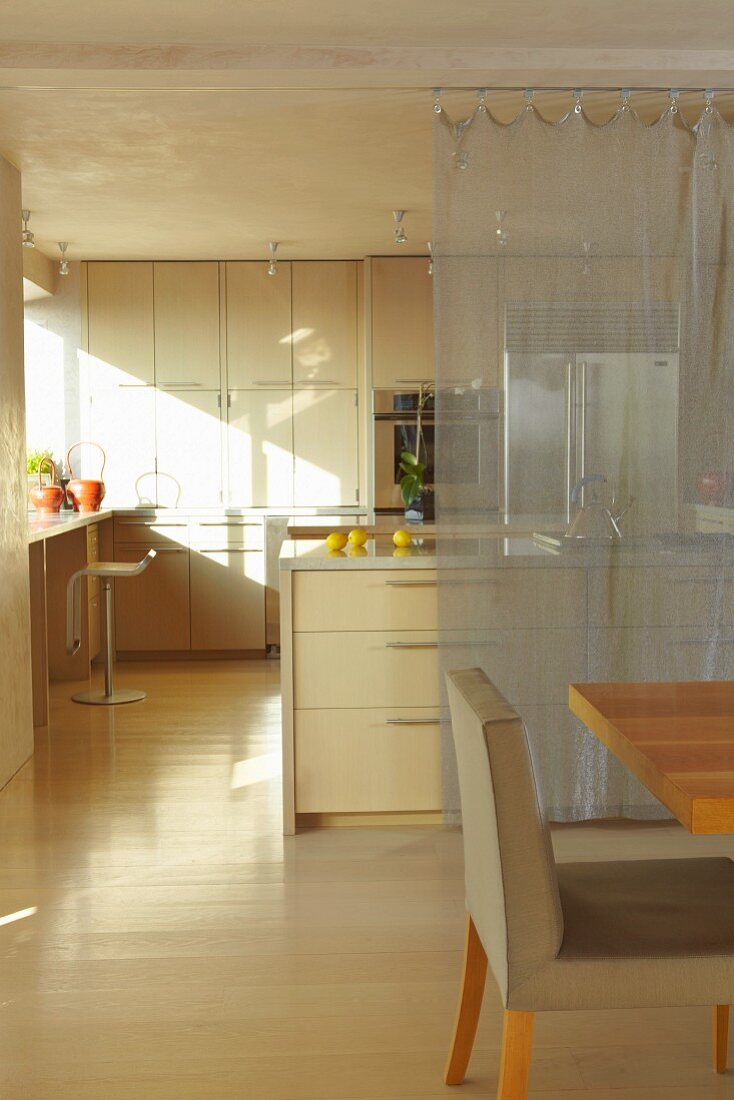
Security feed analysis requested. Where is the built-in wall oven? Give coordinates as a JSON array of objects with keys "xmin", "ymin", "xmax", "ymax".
[{"xmin": 373, "ymin": 387, "xmax": 502, "ymax": 517}]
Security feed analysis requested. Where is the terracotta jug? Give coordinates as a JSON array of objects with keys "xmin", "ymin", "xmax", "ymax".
[
  {"xmin": 66, "ymin": 441, "xmax": 106, "ymax": 513},
  {"xmin": 29, "ymin": 456, "xmax": 65, "ymax": 514}
]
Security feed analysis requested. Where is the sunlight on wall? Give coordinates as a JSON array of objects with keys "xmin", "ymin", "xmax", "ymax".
[{"xmin": 24, "ymin": 321, "xmax": 66, "ymax": 464}]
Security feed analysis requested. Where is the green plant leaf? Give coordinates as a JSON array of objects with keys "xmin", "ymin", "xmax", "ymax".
[
  {"xmin": 400, "ymin": 472, "xmax": 422, "ymax": 507},
  {"xmin": 400, "ymin": 450, "xmax": 419, "ymax": 466}
]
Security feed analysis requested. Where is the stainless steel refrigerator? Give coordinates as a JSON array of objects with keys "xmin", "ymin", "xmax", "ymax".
[{"xmin": 504, "ymin": 346, "xmax": 679, "ymax": 535}]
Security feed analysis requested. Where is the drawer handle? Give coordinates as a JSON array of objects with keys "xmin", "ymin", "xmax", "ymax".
[
  {"xmin": 386, "ymin": 718, "xmax": 442, "ymax": 726},
  {"xmin": 142, "ymin": 547, "xmax": 187, "ymax": 554},
  {"xmin": 384, "ymin": 579, "xmax": 437, "ymax": 587},
  {"xmin": 160, "ymin": 382, "xmax": 203, "ymax": 388},
  {"xmin": 295, "ymin": 379, "xmax": 339, "ymax": 385},
  {"xmin": 198, "ymin": 548, "xmax": 261, "ymax": 553},
  {"xmin": 253, "ymin": 380, "xmax": 291, "ymax": 385},
  {"xmin": 672, "ymin": 577, "xmax": 718, "ymax": 585},
  {"xmin": 117, "ymin": 521, "xmax": 187, "ymax": 527},
  {"xmin": 385, "ymin": 641, "xmax": 439, "ymax": 649},
  {"xmin": 197, "ymin": 522, "xmax": 260, "ymax": 527}
]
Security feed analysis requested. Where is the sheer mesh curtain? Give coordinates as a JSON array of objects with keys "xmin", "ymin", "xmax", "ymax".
[{"xmin": 433, "ymin": 91, "xmax": 734, "ymax": 822}]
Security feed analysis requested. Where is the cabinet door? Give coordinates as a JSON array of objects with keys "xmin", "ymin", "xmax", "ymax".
[
  {"xmin": 155, "ymin": 388, "xmax": 223, "ymax": 507},
  {"xmin": 226, "ymin": 261, "xmax": 292, "ymax": 388},
  {"xmin": 293, "ymin": 389, "xmax": 359, "ymax": 506},
  {"xmin": 88, "ymin": 381, "xmax": 157, "ymax": 506},
  {"xmin": 371, "ymin": 257, "xmax": 434, "ymax": 388},
  {"xmin": 291, "ymin": 261, "xmax": 357, "ymax": 387},
  {"xmin": 190, "ymin": 548, "xmax": 265, "ymax": 650},
  {"xmin": 227, "ymin": 389, "xmax": 294, "ymax": 507},
  {"xmin": 153, "ymin": 262, "xmax": 221, "ymax": 387},
  {"xmin": 114, "ymin": 544, "xmax": 190, "ymax": 651},
  {"xmin": 87, "ymin": 262, "xmax": 155, "ymax": 384}
]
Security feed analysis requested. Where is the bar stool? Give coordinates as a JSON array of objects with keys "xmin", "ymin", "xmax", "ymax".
[{"xmin": 66, "ymin": 549, "xmax": 157, "ymax": 706}]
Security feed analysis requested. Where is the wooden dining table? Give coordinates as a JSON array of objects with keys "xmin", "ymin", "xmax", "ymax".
[{"xmin": 569, "ymin": 681, "xmax": 734, "ymax": 834}]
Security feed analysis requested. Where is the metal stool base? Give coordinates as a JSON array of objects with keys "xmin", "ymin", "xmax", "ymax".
[{"xmin": 72, "ymin": 688, "xmax": 147, "ymax": 706}]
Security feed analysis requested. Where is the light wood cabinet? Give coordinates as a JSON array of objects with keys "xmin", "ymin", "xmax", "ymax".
[
  {"xmin": 155, "ymin": 388, "xmax": 223, "ymax": 507},
  {"xmin": 190, "ymin": 548, "xmax": 266, "ymax": 650},
  {"xmin": 225, "ymin": 261, "xmax": 293, "ymax": 388},
  {"xmin": 292, "ymin": 388, "xmax": 359, "ymax": 506},
  {"xmin": 371, "ymin": 257, "xmax": 434, "ymax": 388},
  {"xmin": 295, "ymin": 709, "xmax": 442, "ymax": 813},
  {"xmin": 291, "ymin": 261, "xmax": 357, "ymax": 387},
  {"xmin": 86, "ymin": 524, "xmax": 101, "ymax": 661},
  {"xmin": 153, "ymin": 262, "xmax": 221, "ymax": 388},
  {"xmin": 89, "ymin": 381, "xmax": 157, "ymax": 507},
  {"xmin": 293, "ymin": 569, "xmax": 437, "ymax": 632},
  {"xmin": 86, "ymin": 262, "xmax": 155, "ymax": 384},
  {"xmin": 114, "ymin": 544, "xmax": 190, "ymax": 651},
  {"xmin": 227, "ymin": 389, "xmax": 294, "ymax": 507}
]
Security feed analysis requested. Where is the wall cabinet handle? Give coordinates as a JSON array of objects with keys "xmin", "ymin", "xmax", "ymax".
[
  {"xmin": 385, "ymin": 641, "xmax": 439, "ymax": 649},
  {"xmin": 160, "ymin": 382, "xmax": 203, "ymax": 388},
  {"xmin": 119, "ymin": 383, "xmax": 155, "ymax": 388},
  {"xmin": 197, "ymin": 521, "xmax": 260, "ymax": 527},
  {"xmin": 295, "ymin": 379, "xmax": 339, "ymax": 385},
  {"xmin": 384, "ymin": 579, "xmax": 437, "ymax": 587},
  {"xmin": 198, "ymin": 548, "xmax": 261, "ymax": 553},
  {"xmin": 386, "ymin": 717, "xmax": 442, "ymax": 726},
  {"xmin": 253, "ymin": 380, "xmax": 291, "ymax": 386}
]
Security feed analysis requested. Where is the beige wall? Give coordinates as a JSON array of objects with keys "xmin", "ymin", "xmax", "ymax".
[{"xmin": 0, "ymin": 155, "xmax": 33, "ymax": 787}]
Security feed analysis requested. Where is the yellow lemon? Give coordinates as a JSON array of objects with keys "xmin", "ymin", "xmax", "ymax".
[
  {"xmin": 326, "ymin": 548, "xmax": 347, "ymax": 558},
  {"xmin": 325, "ymin": 532, "xmax": 348, "ymax": 551},
  {"xmin": 392, "ymin": 528, "xmax": 412, "ymax": 548},
  {"xmin": 347, "ymin": 528, "xmax": 368, "ymax": 547},
  {"xmin": 393, "ymin": 546, "xmax": 414, "ymax": 557},
  {"xmin": 348, "ymin": 545, "xmax": 368, "ymax": 558}
]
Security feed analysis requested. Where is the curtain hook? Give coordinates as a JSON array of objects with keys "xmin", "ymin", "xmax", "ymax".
[
  {"xmin": 704, "ymin": 88, "xmax": 715, "ymax": 113},
  {"xmin": 573, "ymin": 88, "xmax": 583, "ymax": 114},
  {"xmin": 620, "ymin": 88, "xmax": 631, "ymax": 111},
  {"xmin": 433, "ymin": 87, "xmax": 442, "ymax": 114},
  {"xmin": 524, "ymin": 88, "xmax": 535, "ymax": 111},
  {"xmin": 477, "ymin": 88, "xmax": 487, "ymax": 113},
  {"xmin": 669, "ymin": 88, "xmax": 679, "ymax": 114}
]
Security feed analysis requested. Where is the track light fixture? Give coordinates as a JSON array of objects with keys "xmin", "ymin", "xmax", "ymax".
[
  {"xmin": 58, "ymin": 242, "xmax": 69, "ymax": 276},
  {"xmin": 427, "ymin": 242, "xmax": 434, "ymax": 275},
  {"xmin": 267, "ymin": 241, "xmax": 278, "ymax": 276},
  {"xmin": 392, "ymin": 210, "xmax": 407, "ymax": 245},
  {"xmin": 21, "ymin": 209, "xmax": 35, "ymax": 249}
]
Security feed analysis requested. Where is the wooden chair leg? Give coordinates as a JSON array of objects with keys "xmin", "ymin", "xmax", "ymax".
[
  {"xmin": 444, "ymin": 915, "xmax": 488, "ymax": 1085},
  {"xmin": 497, "ymin": 1010, "xmax": 534, "ymax": 1100},
  {"xmin": 713, "ymin": 1004, "xmax": 729, "ymax": 1074}
]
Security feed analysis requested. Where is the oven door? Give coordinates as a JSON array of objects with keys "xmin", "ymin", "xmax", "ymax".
[{"xmin": 374, "ymin": 417, "xmax": 435, "ymax": 513}]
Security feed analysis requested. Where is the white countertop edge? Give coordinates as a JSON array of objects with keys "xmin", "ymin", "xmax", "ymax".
[{"xmin": 27, "ymin": 509, "xmax": 115, "ymax": 545}]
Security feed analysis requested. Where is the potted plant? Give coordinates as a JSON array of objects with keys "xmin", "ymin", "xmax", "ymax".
[{"xmin": 398, "ymin": 382, "xmax": 435, "ymax": 522}]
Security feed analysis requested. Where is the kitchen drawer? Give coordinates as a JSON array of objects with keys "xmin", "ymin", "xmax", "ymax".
[
  {"xmin": 189, "ymin": 519, "xmax": 263, "ymax": 550},
  {"xmin": 440, "ymin": 567, "xmax": 586, "ymax": 630},
  {"xmin": 294, "ymin": 708, "xmax": 442, "ymax": 812},
  {"xmin": 293, "ymin": 570, "xmax": 437, "ymax": 632},
  {"xmin": 588, "ymin": 627, "xmax": 724, "ymax": 682},
  {"xmin": 442, "ymin": 628, "xmax": 587, "ymax": 705},
  {"xmin": 588, "ymin": 567, "xmax": 734, "ymax": 627},
  {"xmin": 113, "ymin": 517, "xmax": 189, "ymax": 546},
  {"xmin": 294, "ymin": 631, "xmax": 440, "ymax": 709}
]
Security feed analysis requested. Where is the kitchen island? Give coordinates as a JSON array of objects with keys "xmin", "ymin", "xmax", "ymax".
[{"xmin": 280, "ymin": 531, "xmax": 733, "ymax": 832}]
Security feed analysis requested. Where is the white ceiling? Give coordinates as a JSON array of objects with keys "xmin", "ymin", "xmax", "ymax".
[{"xmin": 1, "ymin": 1, "xmax": 732, "ymax": 260}]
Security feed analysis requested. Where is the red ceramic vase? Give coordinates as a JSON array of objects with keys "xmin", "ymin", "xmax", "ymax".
[{"xmin": 696, "ymin": 470, "xmax": 725, "ymax": 505}]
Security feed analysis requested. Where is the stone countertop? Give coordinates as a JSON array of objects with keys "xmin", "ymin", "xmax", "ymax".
[
  {"xmin": 27, "ymin": 509, "xmax": 115, "ymax": 545},
  {"xmin": 279, "ymin": 531, "xmax": 734, "ymax": 571}
]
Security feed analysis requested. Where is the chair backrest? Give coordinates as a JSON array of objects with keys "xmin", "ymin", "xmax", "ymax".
[{"xmin": 446, "ymin": 668, "xmax": 563, "ymax": 1003}]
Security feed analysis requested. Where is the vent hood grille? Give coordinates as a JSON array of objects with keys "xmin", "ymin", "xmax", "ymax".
[{"xmin": 505, "ymin": 302, "xmax": 680, "ymax": 353}]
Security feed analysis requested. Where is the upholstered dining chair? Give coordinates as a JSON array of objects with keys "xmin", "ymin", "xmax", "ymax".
[{"xmin": 444, "ymin": 668, "xmax": 734, "ymax": 1099}]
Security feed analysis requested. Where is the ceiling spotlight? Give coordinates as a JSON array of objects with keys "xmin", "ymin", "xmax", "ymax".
[
  {"xmin": 58, "ymin": 242, "xmax": 69, "ymax": 276},
  {"xmin": 267, "ymin": 241, "xmax": 278, "ymax": 276},
  {"xmin": 393, "ymin": 210, "xmax": 407, "ymax": 245},
  {"xmin": 21, "ymin": 209, "xmax": 35, "ymax": 249},
  {"xmin": 495, "ymin": 209, "xmax": 508, "ymax": 246},
  {"xmin": 427, "ymin": 241, "xmax": 434, "ymax": 276}
]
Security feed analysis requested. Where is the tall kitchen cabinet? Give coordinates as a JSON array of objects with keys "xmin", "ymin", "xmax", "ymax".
[
  {"xmin": 85, "ymin": 261, "xmax": 223, "ymax": 507},
  {"xmin": 224, "ymin": 260, "xmax": 359, "ymax": 507},
  {"xmin": 371, "ymin": 257, "xmax": 434, "ymax": 388},
  {"xmin": 153, "ymin": 262, "xmax": 222, "ymax": 507},
  {"xmin": 292, "ymin": 261, "xmax": 359, "ymax": 506},
  {"xmin": 86, "ymin": 262, "xmax": 157, "ymax": 505}
]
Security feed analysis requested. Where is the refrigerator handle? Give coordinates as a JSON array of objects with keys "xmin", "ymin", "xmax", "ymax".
[{"xmin": 565, "ymin": 361, "xmax": 576, "ymax": 524}]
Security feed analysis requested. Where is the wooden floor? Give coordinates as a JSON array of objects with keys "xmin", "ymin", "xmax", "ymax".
[{"xmin": 0, "ymin": 661, "xmax": 733, "ymax": 1099}]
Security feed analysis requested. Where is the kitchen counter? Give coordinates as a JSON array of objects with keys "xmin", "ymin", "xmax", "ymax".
[
  {"xmin": 279, "ymin": 531, "xmax": 734, "ymax": 571},
  {"xmin": 27, "ymin": 509, "xmax": 114, "ymax": 545}
]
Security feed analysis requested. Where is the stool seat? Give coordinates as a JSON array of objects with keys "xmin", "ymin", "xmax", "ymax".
[{"xmin": 66, "ymin": 548, "xmax": 156, "ymax": 705}]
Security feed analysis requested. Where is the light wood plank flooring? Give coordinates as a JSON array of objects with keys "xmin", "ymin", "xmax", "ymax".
[{"xmin": 0, "ymin": 660, "xmax": 732, "ymax": 1098}]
